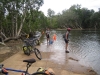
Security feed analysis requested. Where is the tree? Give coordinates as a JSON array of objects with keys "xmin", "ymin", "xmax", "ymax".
[
  {"xmin": 47, "ymin": 8, "xmax": 56, "ymax": 28},
  {"xmin": 90, "ymin": 11, "xmax": 100, "ymax": 29},
  {"xmin": 0, "ymin": 0, "xmax": 44, "ymax": 42}
]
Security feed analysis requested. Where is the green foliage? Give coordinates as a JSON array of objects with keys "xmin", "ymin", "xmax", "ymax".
[
  {"xmin": 47, "ymin": 8, "xmax": 55, "ymax": 17},
  {"xmin": 0, "ymin": 0, "xmax": 44, "ymax": 37},
  {"xmin": 46, "ymin": 4, "xmax": 100, "ymax": 29},
  {"xmin": 0, "ymin": 1, "xmax": 100, "ymax": 40}
]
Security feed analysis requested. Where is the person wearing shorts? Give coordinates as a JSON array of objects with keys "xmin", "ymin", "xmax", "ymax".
[
  {"xmin": 64, "ymin": 28, "xmax": 71, "ymax": 53},
  {"xmin": 45, "ymin": 28, "xmax": 50, "ymax": 43},
  {"xmin": 64, "ymin": 39, "xmax": 69, "ymax": 43}
]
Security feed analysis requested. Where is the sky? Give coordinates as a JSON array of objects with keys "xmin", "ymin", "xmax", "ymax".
[{"xmin": 39, "ymin": 0, "xmax": 100, "ymax": 16}]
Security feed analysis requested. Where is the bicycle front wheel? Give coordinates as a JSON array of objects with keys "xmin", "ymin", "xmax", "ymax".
[
  {"xmin": 32, "ymin": 72, "xmax": 48, "ymax": 75},
  {"xmin": 36, "ymin": 40, "xmax": 40, "ymax": 45},
  {"xmin": 34, "ymin": 48, "xmax": 42, "ymax": 60}
]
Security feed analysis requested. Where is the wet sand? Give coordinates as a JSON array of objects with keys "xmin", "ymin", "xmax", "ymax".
[{"xmin": 1, "ymin": 44, "xmax": 97, "ymax": 75}]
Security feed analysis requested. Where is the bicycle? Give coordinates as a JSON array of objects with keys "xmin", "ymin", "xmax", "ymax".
[
  {"xmin": 22, "ymin": 38, "xmax": 42, "ymax": 60},
  {"xmin": 0, "ymin": 58, "xmax": 48, "ymax": 75}
]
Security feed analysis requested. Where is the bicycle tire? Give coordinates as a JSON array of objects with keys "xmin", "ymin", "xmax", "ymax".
[
  {"xmin": 34, "ymin": 48, "xmax": 42, "ymax": 60},
  {"xmin": 32, "ymin": 72, "xmax": 48, "ymax": 75},
  {"xmin": 34, "ymin": 39, "xmax": 40, "ymax": 45},
  {"xmin": 37, "ymin": 40, "xmax": 40, "ymax": 45},
  {"xmin": 23, "ymin": 46, "xmax": 31, "ymax": 56},
  {"xmin": 34, "ymin": 40, "xmax": 37, "ymax": 46}
]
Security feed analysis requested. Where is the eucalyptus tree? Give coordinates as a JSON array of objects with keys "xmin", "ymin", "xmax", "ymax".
[
  {"xmin": 17, "ymin": 0, "xmax": 44, "ymax": 36},
  {"xmin": 47, "ymin": 8, "xmax": 56, "ymax": 28},
  {"xmin": 90, "ymin": 11, "xmax": 100, "ymax": 29},
  {"xmin": 70, "ymin": 4, "xmax": 83, "ymax": 29},
  {"xmin": 56, "ymin": 4, "xmax": 95, "ymax": 29},
  {"xmin": 0, "ymin": 0, "xmax": 21, "ymax": 38},
  {"xmin": 56, "ymin": 5, "xmax": 81, "ymax": 29},
  {"xmin": 56, "ymin": 13, "xmax": 63, "ymax": 28},
  {"xmin": 47, "ymin": 8, "xmax": 55, "ymax": 17},
  {"xmin": 35, "ymin": 11, "xmax": 48, "ymax": 30},
  {"xmin": 0, "ymin": 1, "xmax": 5, "ymax": 31},
  {"xmin": 0, "ymin": 0, "xmax": 44, "ymax": 42}
]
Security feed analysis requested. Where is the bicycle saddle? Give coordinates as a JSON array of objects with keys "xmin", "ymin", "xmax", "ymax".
[{"xmin": 23, "ymin": 58, "xmax": 36, "ymax": 63}]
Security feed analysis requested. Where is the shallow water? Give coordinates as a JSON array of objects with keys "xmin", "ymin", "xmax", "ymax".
[{"xmin": 40, "ymin": 30, "xmax": 100, "ymax": 75}]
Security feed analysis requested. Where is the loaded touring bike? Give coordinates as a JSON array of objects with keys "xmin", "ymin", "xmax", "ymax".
[
  {"xmin": 22, "ymin": 38, "xmax": 42, "ymax": 60},
  {"xmin": 0, "ymin": 58, "xmax": 49, "ymax": 75}
]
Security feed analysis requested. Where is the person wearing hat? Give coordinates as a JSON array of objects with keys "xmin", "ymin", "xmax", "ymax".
[{"xmin": 64, "ymin": 28, "xmax": 71, "ymax": 53}]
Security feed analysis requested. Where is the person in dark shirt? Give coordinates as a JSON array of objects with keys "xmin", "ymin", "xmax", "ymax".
[
  {"xmin": 64, "ymin": 28, "xmax": 71, "ymax": 53},
  {"xmin": 45, "ymin": 28, "xmax": 50, "ymax": 43}
]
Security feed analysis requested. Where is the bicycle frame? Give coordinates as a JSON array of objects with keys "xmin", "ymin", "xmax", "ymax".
[
  {"xmin": 25, "ymin": 38, "xmax": 37, "ymax": 45},
  {"xmin": 23, "ymin": 39, "xmax": 36, "ymax": 51},
  {"xmin": 1, "ymin": 59, "xmax": 36, "ymax": 75},
  {"xmin": 3, "ymin": 68, "xmax": 48, "ymax": 75},
  {"xmin": 23, "ymin": 39, "xmax": 42, "ymax": 60},
  {"xmin": 5, "ymin": 68, "xmax": 30, "ymax": 75}
]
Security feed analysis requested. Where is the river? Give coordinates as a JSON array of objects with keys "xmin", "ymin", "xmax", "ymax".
[{"xmin": 40, "ymin": 29, "xmax": 100, "ymax": 75}]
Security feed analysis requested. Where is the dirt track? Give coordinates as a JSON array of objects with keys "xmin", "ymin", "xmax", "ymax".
[{"xmin": 0, "ymin": 41, "xmax": 97, "ymax": 75}]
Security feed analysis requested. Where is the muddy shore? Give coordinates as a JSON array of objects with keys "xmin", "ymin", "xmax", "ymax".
[{"xmin": 0, "ymin": 40, "xmax": 97, "ymax": 75}]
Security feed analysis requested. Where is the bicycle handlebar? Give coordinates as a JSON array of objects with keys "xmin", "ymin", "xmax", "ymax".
[
  {"xmin": 24, "ymin": 39, "xmax": 35, "ymax": 46},
  {"xmin": 24, "ymin": 38, "xmax": 37, "ymax": 42}
]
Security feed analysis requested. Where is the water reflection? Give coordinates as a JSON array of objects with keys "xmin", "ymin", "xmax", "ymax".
[
  {"xmin": 40, "ymin": 31, "xmax": 67, "ymax": 64},
  {"xmin": 40, "ymin": 30, "xmax": 100, "ymax": 75}
]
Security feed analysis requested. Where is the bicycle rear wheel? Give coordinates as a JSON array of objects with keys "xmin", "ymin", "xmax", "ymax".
[
  {"xmin": 36, "ymin": 40, "xmax": 40, "ymax": 45},
  {"xmin": 23, "ymin": 46, "xmax": 31, "ymax": 56},
  {"xmin": 34, "ymin": 48, "xmax": 42, "ymax": 60}
]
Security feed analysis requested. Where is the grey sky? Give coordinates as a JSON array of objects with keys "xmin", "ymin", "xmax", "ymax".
[{"xmin": 39, "ymin": 0, "xmax": 100, "ymax": 16}]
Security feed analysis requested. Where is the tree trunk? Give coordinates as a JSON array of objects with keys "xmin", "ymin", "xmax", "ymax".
[
  {"xmin": 12, "ymin": 16, "xmax": 14, "ymax": 37},
  {"xmin": 95, "ymin": 22, "xmax": 97, "ymax": 30},
  {"xmin": 17, "ymin": 13, "xmax": 26, "ymax": 36},
  {"xmin": 0, "ymin": 32, "xmax": 7, "ymax": 39},
  {"xmin": 17, "ymin": 1, "xmax": 30, "ymax": 36},
  {"xmin": 15, "ymin": 14, "xmax": 18, "ymax": 36}
]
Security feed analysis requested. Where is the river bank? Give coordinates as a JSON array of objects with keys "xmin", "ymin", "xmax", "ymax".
[{"xmin": 0, "ymin": 40, "xmax": 97, "ymax": 75}]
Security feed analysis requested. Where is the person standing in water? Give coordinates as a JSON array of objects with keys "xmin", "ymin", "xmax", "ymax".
[
  {"xmin": 45, "ymin": 28, "xmax": 50, "ymax": 43},
  {"xmin": 53, "ymin": 34, "xmax": 57, "ymax": 41},
  {"xmin": 64, "ymin": 28, "xmax": 71, "ymax": 53}
]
